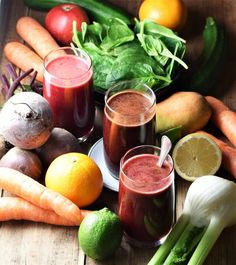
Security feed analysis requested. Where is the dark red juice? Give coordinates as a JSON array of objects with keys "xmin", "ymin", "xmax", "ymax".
[
  {"xmin": 118, "ymin": 154, "xmax": 175, "ymax": 247},
  {"xmin": 43, "ymin": 54, "xmax": 94, "ymax": 139},
  {"xmin": 103, "ymin": 90, "xmax": 156, "ymax": 176}
]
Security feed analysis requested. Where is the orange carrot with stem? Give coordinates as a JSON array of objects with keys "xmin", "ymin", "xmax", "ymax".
[
  {"xmin": 16, "ymin": 16, "xmax": 60, "ymax": 59},
  {"xmin": 0, "ymin": 197, "xmax": 79, "ymax": 226},
  {"xmin": 4, "ymin": 42, "xmax": 43, "ymax": 82},
  {"xmin": 205, "ymin": 96, "xmax": 236, "ymax": 147},
  {"xmin": 198, "ymin": 130, "xmax": 236, "ymax": 179},
  {"xmin": 0, "ymin": 167, "xmax": 89, "ymax": 224}
]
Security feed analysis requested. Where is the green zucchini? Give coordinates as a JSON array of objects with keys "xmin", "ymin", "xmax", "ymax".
[
  {"xmin": 24, "ymin": 0, "xmax": 132, "ymax": 25},
  {"xmin": 183, "ymin": 17, "xmax": 226, "ymax": 95}
]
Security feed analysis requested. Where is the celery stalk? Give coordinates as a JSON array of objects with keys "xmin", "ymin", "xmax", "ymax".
[
  {"xmin": 163, "ymin": 224, "xmax": 205, "ymax": 265},
  {"xmin": 148, "ymin": 214, "xmax": 190, "ymax": 265},
  {"xmin": 188, "ymin": 218, "xmax": 224, "ymax": 265}
]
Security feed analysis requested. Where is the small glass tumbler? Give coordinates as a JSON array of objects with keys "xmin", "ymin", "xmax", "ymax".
[
  {"xmin": 118, "ymin": 145, "xmax": 175, "ymax": 248},
  {"xmin": 103, "ymin": 80, "xmax": 156, "ymax": 178},
  {"xmin": 43, "ymin": 47, "xmax": 95, "ymax": 142}
]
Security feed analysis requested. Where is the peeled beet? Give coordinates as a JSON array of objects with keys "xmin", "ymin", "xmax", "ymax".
[
  {"xmin": 0, "ymin": 147, "xmax": 42, "ymax": 180},
  {"xmin": 0, "ymin": 92, "xmax": 53, "ymax": 149},
  {"xmin": 36, "ymin": 127, "xmax": 81, "ymax": 166}
]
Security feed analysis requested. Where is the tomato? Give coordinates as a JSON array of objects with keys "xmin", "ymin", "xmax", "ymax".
[
  {"xmin": 45, "ymin": 4, "xmax": 89, "ymax": 45},
  {"xmin": 138, "ymin": 0, "xmax": 188, "ymax": 31}
]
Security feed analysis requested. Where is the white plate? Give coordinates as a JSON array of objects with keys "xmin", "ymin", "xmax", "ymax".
[{"xmin": 88, "ymin": 138, "xmax": 119, "ymax": 192}]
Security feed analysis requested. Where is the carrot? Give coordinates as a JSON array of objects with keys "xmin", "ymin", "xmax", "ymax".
[
  {"xmin": 0, "ymin": 167, "xmax": 84, "ymax": 224},
  {"xmin": 205, "ymin": 96, "xmax": 229, "ymax": 113},
  {"xmin": 0, "ymin": 197, "xmax": 79, "ymax": 226},
  {"xmin": 4, "ymin": 41, "xmax": 43, "ymax": 82},
  {"xmin": 198, "ymin": 130, "xmax": 236, "ymax": 179},
  {"xmin": 205, "ymin": 96, "xmax": 236, "ymax": 147},
  {"xmin": 16, "ymin": 16, "xmax": 59, "ymax": 59}
]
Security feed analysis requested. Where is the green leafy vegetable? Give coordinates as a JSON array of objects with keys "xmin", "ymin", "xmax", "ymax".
[{"xmin": 73, "ymin": 18, "xmax": 187, "ymax": 93}]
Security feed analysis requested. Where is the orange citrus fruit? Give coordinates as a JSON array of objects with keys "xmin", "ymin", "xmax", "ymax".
[
  {"xmin": 138, "ymin": 0, "xmax": 188, "ymax": 31},
  {"xmin": 45, "ymin": 152, "xmax": 103, "ymax": 207}
]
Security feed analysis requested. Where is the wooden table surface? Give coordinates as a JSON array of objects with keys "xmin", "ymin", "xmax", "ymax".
[{"xmin": 0, "ymin": 0, "xmax": 236, "ymax": 264}]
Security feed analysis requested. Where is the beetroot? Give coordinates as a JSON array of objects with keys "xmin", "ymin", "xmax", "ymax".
[
  {"xmin": 36, "ymin": 127, "xmax": 81, "ymax": 166},
  {"xmin": 0, "ymin": 147, "xmax": 42, "ymax": 180},
  {"xmin": 0, "ymin": 92, "xmax": 53, "ymax": 149},
  {"xmin": 0, "ymin": 134, "xmax": 12, "ymax": 159}
]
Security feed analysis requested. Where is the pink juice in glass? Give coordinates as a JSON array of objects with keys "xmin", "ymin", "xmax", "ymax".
[
  {"xmin": 118, "ymin": 151, "xmax": 175, "ymax": 248},
  {"xmin": 43, "ymin": 49, "xmax": 94, "ymax": 141}
]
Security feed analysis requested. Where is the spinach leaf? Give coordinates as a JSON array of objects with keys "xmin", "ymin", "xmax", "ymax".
[
  {"xmin": 88, "ymin": 50, "xmax": 115, "ymax": 90},
  {"xmin": 134, "ymin": 18, "xmax": 186, "ymax": 43},
  {"xmin": 105, "ymin": 51, "xmax": 170, "ymax": 89},
  {"xmin": 100, "ymin": 18, "xmax": 134, "ymax": 51},
  {"xmin": 136, "ymin": 19, "xmax": 188, "ymax": 70},
  {"xmin": 73, "ymin": 21, "xmax": 105, "ymax": 48},
  {"xmin": 72, "ymin": 18, "xmax": 187, "ymax": 94}
]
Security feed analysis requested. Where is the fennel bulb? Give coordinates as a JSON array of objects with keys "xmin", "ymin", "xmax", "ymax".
[{"xmin": 148, "ymin": 175, "xmax": 236, "ymax": 265}]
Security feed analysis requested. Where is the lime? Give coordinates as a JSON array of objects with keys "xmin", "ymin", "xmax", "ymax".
[
  {"xmin": 172, "ymin": 133, "xmax": 222, "ymax": 181},
  {"xmin": 78, "ymin": 208, "xmax": 123, "ymax": 260}
]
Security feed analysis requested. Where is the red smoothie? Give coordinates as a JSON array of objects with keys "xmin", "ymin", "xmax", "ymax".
[
  {"xmin": 118, "ymin": 153, "xmax": 175, "ymax": 247},
  {"xmin": 43, "ymin": 54, "xmax": 94, "ymax": 139},
  {"xmin": 103, "ymin": 90, "xmax": 156, "ymax": 177}
]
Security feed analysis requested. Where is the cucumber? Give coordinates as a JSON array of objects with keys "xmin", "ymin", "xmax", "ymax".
[
  {"xmin": 24, "ymin": 0, "xmax": 132, "ymax": 25},
  {"xmin": 183, "ymin": 17, "xmax": 226, "ymax": 95}
]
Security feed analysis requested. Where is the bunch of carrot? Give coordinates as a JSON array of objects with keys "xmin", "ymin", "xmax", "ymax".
[
  {"xmin": 4, "ymin": 16, "xmax": 60, "ymax": 82},
  {"xmin": 199, "ymin": 96, "xmax": 236, "ymax": 180},
  {"xmin": 0, "ymin": 167, "xmax": 91, "ymax": 226}
]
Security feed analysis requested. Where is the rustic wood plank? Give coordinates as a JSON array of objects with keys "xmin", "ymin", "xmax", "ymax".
[
  {"xmin": 0, "ymin": 222, "xmax": 82, "ymax": 265},
  {"xmin": 0, "ymin": 0, "xmax": 27, "ymax": 71}
]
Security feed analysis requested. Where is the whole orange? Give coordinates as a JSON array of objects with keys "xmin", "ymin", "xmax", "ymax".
[
  {"xmin": 45, "ymin": 153, "xmax": 103, "ymax": 207},
  {"xmin": 138, "ymin": 0, "xmax": 188, "ymax": 31}
]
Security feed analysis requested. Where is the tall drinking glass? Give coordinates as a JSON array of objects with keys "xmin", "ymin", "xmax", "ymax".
[
  {"xmin": 118, "ymin": 145, "xmax": 175, "ymax": 248},
  {"xmin": 43, "ymin": 47, "xmax": 95, "ymax": 142},
  {"xmin": 103, "ymin": 80, "xmax": 156, "ymax": 178}
]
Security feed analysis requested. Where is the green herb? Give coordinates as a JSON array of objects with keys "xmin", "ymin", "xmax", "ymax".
[{"xmin": 73, "ymin": 18, "xmax": 187, "ymax": 93}]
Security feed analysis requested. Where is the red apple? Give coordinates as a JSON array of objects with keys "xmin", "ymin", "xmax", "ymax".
[{"xmin": 45, "ymin": 4, "xmax": 89, "ymax": 45}]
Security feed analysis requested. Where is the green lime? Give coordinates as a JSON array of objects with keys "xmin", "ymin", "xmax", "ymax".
[{"xmin": 78, "ymin": 208, "xmax": 123, "ymax": 260}]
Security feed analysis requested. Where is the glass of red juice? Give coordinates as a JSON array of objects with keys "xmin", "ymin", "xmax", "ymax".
[
  {"xmin": 43, "ymin": 47, "xmax": 95, "ymax": 142},
  {"xmin": 118, "ymin": 145, "xmax": 175, "ymax": 248},
  {"xmin": 103, "ymin": 80, "xmax": 156, "ymax": 178}
]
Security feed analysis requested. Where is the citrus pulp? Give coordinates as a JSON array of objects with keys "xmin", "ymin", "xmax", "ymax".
[{"xmin": 172, "ymin": 133, "xmax": 222, "ymax": 181}]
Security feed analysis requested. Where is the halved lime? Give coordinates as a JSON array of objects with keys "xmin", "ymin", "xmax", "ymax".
[{"xmin": 172, "ymin": 133, "xmax": 222, "ymax": 181}]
